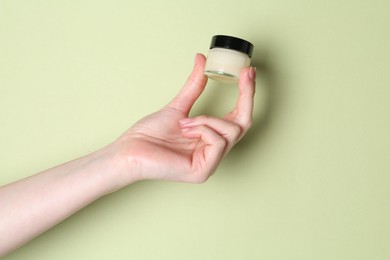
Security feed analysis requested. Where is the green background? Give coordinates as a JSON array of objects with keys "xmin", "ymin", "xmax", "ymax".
[{"xmin": 1, "ymin": 0, "xmax": 389, "ymax": 259}]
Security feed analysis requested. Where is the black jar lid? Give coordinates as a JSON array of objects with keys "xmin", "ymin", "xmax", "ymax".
[{"xmin": 209, "ymin": 35, "xmax": 254, "ymax": 58}]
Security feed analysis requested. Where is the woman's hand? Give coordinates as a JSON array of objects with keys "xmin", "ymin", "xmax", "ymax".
[
  {"xmin": 0, "ymin": 53, "xmax": 255, "ymax": 256},
  {"xmin": 115, "ymin": 53, "xmax": 256, "ymax": 184}
]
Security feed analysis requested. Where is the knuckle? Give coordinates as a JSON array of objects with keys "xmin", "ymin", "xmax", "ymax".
[
  {"xmin": 193, "ymin": 174, "xmax": 209, "ymax": 184},
  {"xmin": 231, "ymin": 124, "xmax": 243, "ymax": 142},
  {"xmin": 232, "ymin": 124, "xmax": 243, "ymax": 136},
  {"xmin": 242, "ymin": 117, "xmax": 253, "ymax": 130},
  {"xmin": 216, "ymin": 136, "xmax": 227, "ymax": 147}
]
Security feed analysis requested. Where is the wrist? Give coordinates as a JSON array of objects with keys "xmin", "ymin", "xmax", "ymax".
[{"xmin": 95, "ymin": 142, "xmax": 141, "ymax": 194}]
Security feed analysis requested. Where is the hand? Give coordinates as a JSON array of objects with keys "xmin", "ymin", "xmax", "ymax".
[
  {"xmin": 115, "ymin": 54, "xmax": 256, "ymax": 184},
  {"xmin": 0, "ymin": 54, "xmax": 255, "ymax": 256}
]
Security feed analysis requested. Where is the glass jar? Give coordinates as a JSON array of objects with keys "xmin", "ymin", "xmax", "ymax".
[{"xmin": 204, "ymin": 35, "xmax": 254, "ymax": 84}]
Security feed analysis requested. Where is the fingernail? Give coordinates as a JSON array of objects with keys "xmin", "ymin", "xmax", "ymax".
[
  {"xmin": 194, "ymin": 53, "xmax": 201, "ymax": 64},
  {"xmin": 181, "ymin": 127, "xmax": 191, "ymax": 132},
  {"xmin": 179, "ymin": 118, "xmax": 192, "ymax": 126},
  {"xmin": 248, "ymin": 67, "xmax": 256, "ymax": 81}
]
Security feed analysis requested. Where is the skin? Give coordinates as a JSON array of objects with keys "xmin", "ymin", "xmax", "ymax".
[{"xmin": 0, "ymin": 54, "xmax": 256, "ymax": 256}]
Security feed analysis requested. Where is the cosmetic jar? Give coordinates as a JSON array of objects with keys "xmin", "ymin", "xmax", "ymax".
[{"xmin": 204, "ymin": 35, "xmax": 254, "ymax": 84}]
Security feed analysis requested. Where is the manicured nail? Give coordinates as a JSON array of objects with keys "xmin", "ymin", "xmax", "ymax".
[
  {"xmin": 194, "ymin": 53, "xmax": 201, "ymax": 64},
  {"xmin": 181, "ymin": 127, "xmax": 191, "ymax": 133},
  {"xmin": 248, "ymin": 67, "xmax": 256, "ymax": 81},
  {"xmin": 179, "ymin": 118, "xmax": 192, "ymax": 126}
]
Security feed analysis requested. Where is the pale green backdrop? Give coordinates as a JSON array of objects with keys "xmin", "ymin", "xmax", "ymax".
[{"xmin": 1, "ymin": 0, "xmax": 389, "ymax": 259}]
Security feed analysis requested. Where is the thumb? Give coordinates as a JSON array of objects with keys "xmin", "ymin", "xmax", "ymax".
[{"xmin": 166, "ymin": 53, "xmax": 208, "ymax": 115}]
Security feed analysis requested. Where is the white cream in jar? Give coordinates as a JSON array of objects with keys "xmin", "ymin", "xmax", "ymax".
[{"xmin": 204, "ymin": 35, "xmax": 254, "ymax": 84}]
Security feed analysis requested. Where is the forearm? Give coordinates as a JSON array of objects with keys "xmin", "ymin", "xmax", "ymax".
[
  {"xmin": 0, "ymin": 54, "xmax": 255, "ymax": 256},
  {"xmin": 0, "ymin": 144, "xmax": 131, "ymax": 256}
]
